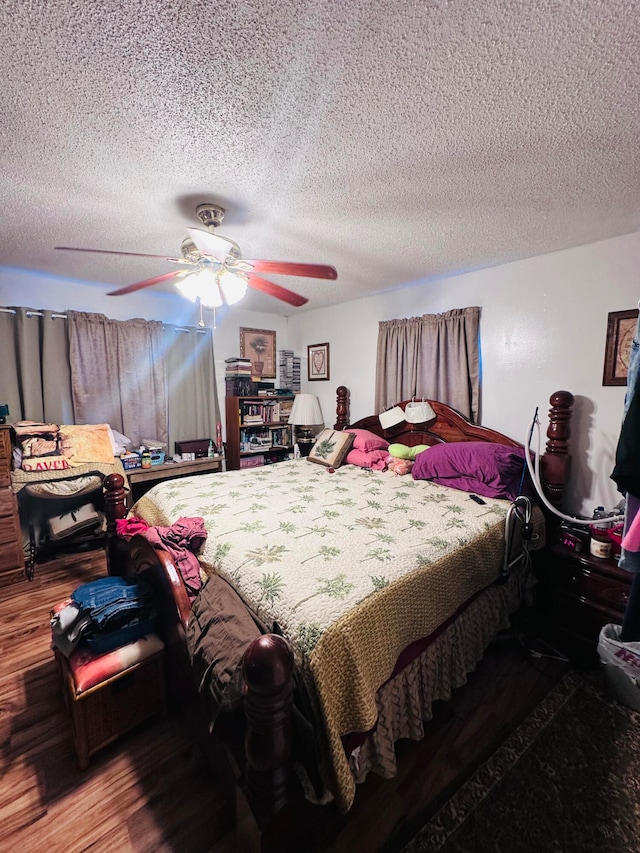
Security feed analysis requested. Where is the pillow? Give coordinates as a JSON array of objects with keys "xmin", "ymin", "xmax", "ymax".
[
  {"xmin": 411, "ymin": 441, "xmax": 527, "ymax": 501},
  {"xmin": 345, "ymin": 447, "xmax": 389, "ymax": 470},
  {"xmin": 59, "ymin": 424, "xmax": 116, "ymax": 466},
  {"xmin": 344, "ymin": 428, "xmax": 389, "ymax": 453},
  {"xmin": 307, "ymin": 429, "xmax": 355, "ymax": 468}
]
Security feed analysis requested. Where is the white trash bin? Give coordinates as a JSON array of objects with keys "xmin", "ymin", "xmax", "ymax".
[{"xmin": 597, "ymin": 623, "xmax": 640, "ymax": 712}]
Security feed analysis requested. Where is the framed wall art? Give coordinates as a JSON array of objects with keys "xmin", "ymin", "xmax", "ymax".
[
  {"xmin": 308, "ymin": 342, "xmax": 330, "ymax": 381},
  {"xmin": 603, "ymin": 309, "xmax": 639, "ymax": 386},
  {"xmin": 240, "ymin": 328, "xmax": 276, "ymax": 379}
]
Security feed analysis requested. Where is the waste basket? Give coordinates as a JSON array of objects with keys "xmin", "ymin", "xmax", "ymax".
[{"xmin": 597, "ymin": 623, "xmax": 640, "ymax": 712}]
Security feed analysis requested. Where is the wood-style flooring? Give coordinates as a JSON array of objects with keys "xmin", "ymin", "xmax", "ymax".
[{"xmin": 0, "ymin": 549, "xmax": 569, "ymax": 853}]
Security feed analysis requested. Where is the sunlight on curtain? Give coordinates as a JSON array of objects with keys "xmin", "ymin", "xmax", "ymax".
[
  {"xmin": 0, "ymin": 307, "xmax": 73, "ymax": 423},
  {"xmin": 162, "ymin": 324, "xmax": 221, "ymax": 455},
  {"xmin": 67, "ymin": 312, "xmax": 167, "ymax": 449},
  {"xmin": 375, "ymin": 307, "xmax": 480, "ymax": 422}
]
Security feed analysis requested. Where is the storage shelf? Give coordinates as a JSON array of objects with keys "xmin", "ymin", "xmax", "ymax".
[{"xmin": 226, "ymin": 395, "xmax": 294, "ymax": 471}]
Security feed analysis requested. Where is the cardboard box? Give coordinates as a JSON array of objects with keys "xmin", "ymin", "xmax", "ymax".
[{"xmin": 174, "ymin": 439, "xmax": 211, "ymax": 459}]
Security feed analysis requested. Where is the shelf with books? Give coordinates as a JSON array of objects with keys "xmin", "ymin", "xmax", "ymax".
[{"xmin": 225, "ymin": 396, "xmax": 294, "ymax": 470}]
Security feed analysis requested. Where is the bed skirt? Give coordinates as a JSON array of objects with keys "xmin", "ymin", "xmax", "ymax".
[{"xmin": 347, "ymin": 567, "xmax": 528, "ymax": 786}]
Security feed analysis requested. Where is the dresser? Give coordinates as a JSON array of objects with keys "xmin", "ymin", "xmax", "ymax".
[
  {"xmin": 534, "ymin": 541, "xmax": 631, "ymax": 665},
  {"xmin": 0, "ymin": 424, "xmax": 25, "ymax": 585}
]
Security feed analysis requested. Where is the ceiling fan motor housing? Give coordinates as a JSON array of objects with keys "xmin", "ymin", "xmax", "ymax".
[{"xmin": 196, "ymin": 203, "xmax": 225, "ymax": 230}]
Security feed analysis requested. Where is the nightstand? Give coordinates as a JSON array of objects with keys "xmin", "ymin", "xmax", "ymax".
[{"xmin": 534, "ymin": 542, "xmax": 631, "ymax": 665}]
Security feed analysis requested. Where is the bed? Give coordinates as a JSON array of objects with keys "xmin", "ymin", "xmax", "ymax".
[{"xmin": 102, "ymin": 386, "xmax": 573, "ymax": 832}]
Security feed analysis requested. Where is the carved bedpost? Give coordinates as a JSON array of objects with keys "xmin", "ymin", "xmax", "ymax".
[
  {"xmin": 242, "ymin": 633, "xmax": 295, "ymax": 826},
  {"xmin": 103, "ymin": 473, "xmax": 127, "ymax": 573},
  {"xmin": 540, "ymin": 390, "xmax": 574, "ymax": 509},
  {"xmin": 334, "ymin": 385, "xmax": 349, "ymax": 430}
]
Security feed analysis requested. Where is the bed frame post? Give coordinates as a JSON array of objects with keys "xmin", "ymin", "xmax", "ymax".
[
  {"xmin": 540, "ymin": 389, "xmax": 574, "ymax": 508},
  {"xmin": 242, "ymin": 633, "xmax": 295, "ymax": 826},
  {"xmin": 334, "ymin": 385, "xmax": 349, "ymax": 430},
  {"xmin": 103, "ymin": 472, "xmax": 127, "ymax": 573}
]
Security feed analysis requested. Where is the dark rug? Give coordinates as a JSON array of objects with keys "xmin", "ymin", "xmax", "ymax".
[{"xmin": 401, "ymin": 670, "xmax": 640, "ymax": 853}]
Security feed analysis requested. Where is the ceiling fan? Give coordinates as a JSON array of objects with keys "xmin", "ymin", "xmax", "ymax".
[{"xmin": 55, "ymin": 204, "xmax": 337, "ymax": 308}]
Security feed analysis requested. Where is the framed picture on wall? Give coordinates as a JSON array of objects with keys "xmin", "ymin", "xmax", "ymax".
[
  {"xmin": 308, "ymin": 342, "xmax": 330, "ymax": 381},
  {"xmin": 240, "ymin": 328, "xmax": 276, "ymax": 378},
  {"xmin": 603, "ymin": 309, "xmax": 639, "ymax": 386}
]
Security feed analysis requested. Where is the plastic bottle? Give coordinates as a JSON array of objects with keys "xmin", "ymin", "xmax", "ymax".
[
  {"xmin": 208, "ymin": 439, "xmax": 214, "ymax": 459},
  {"xmin": 590, "ymin": 507, "xmax": 612, "ymax": 558},
  {"xmin": 216, "ymin": 423, "xmax": 223, "ymax": 453}
]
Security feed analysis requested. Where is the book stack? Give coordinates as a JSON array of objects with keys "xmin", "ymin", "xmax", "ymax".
[
  {"xmin": 278, "ymin": 350, "xmax": 301, "ymax": 393},
  {"xmin": 225, "ymin": 357, "xmax": 255, "ymax": 396},
  {"xmin": 225, "ymin": 357, "xmax": 252, "ymax": 377}
]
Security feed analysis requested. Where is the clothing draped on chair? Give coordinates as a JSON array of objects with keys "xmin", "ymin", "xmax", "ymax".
[
  {"xmin": 0, "ymin": 307, "xmax": 74, "ymax": 424},
  {"xmin": 375, "ymin": 306, "xmax": 480, "ymax": 422},
  {"xmin": 68, "ymin": 312, "xmax": 167, "ymax": 450}
]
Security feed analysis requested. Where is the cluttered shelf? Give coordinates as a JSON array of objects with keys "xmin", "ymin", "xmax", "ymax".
[{"xmin": 127, "ymin": 455, "xmax": 222, "ymax": 504}]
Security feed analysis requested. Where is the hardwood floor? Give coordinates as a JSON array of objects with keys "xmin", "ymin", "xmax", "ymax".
[{"xmin": 0, "ymin": 551, "xmax": 569, "ymax": 853}]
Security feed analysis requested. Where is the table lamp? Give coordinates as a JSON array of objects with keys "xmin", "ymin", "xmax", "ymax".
[{"xmin": 288, "ymin": 394, "xmax": 324, "ymax": 457}]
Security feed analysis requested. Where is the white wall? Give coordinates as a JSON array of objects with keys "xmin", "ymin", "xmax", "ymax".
[
  {"xmin": 4, "ymin": 231, "xmax": 639, "ymax": 516},
  {"xmin": 288, "ymin": 232, "xmax": 640, "ymax": 517}
]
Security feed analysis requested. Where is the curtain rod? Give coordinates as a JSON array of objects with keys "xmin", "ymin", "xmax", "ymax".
[
  {"xmin": 0, "ymin": 307, "xmax": 67, "ymax": 319},
  {"xmin": 0, "ymin": 307, "xmax": 209, "ymax": 333}
]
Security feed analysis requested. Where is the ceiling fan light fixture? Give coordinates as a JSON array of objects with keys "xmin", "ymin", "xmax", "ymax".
[
  {"xmin": 218, "ymin": 269, "xmax": 248, "ymax": 305},
  {"xmin": 175, "ymin": 268, "xmax": 248, "ymax": 309}
]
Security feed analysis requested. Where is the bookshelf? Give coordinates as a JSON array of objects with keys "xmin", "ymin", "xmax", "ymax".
[{"xmin": 225, "ymin": 396, "xmax": 294, "ymax": 471}]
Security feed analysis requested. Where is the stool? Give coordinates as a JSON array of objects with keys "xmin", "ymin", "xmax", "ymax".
[{"xmin": 55, "ymin": 632, "xmax": 167, "ymax": 768}]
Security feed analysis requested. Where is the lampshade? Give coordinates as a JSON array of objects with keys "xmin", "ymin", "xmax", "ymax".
[{"xmin": 288, "ymin": 394, "xmax": 324, "ymax": 427}]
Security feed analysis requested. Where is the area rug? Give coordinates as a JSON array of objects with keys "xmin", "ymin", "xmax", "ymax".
[{"xmin": 400, "ymin": 670, "xmax": 640, "ymax": 853}]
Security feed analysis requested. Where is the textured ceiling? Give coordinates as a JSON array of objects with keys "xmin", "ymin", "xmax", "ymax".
[{"xmin": 1, "ymin": 0, "xmax": 639, "ymax": 315}]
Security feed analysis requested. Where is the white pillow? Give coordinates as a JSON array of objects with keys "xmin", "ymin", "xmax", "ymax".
[{"xmin": 107, "ymin": 426, "xmax": 132, "ymax": 455}]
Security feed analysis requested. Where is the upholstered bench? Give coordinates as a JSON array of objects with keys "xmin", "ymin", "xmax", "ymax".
[{"xmin": 54, "ymin": 629, "xmax": 167, "ymax": 768}]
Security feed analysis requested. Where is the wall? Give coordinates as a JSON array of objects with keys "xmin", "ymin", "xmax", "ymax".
[
  {"xmin": 288, "ymin": 232, "xmax": 640, "ymax": 516},
  {"xmin": 3, "ymin": 231, "xmax": 639, "ymax": 516}
]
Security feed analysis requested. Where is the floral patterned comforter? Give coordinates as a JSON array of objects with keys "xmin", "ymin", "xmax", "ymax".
[{"xmin": 132, "ymin": 458, "xmax": 539, "ymax": 809}]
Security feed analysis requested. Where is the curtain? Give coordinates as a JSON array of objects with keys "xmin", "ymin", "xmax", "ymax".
[
  {"xmin": 375, "ymin": 306, "xmax": 481, "ymax": 422},
  {"xmin": 67, "ymin": 311, "xmax": 167, "ymax": 449},
  {"xmin": 0, "ymin": 307, "xmax": 73, "ymax": 424},
  {"xmin": 163, "ymin": 324, "xmax": 221, "ymax": 455}
]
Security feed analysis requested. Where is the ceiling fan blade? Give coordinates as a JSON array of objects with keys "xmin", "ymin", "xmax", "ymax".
[
  {"xmin": 240, "ymin": 260, "xmax": 337, "ymax": 280},
  {"xmin": 246, "ymin": 273, "xmax": 308, "ymax": 307},
  {"xmin": 55, "ymin": 246, "xmax": 190, "ymax": 264},
  {"xmin": 107, "ymin": 270, "xmax": 186, "ymax": 296},
  {"xmin": 186, "ymin": 227, "xmax": 236, "ymax": 260}
]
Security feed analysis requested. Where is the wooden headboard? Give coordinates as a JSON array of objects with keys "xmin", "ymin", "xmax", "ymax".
[{"xmin": 333, "ymin": 386, "xmax": 574, "ymax": 508}]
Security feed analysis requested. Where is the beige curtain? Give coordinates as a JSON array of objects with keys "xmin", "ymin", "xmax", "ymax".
[
  {"xmin": 375, "ymin": 307, "xmax": 480, "ymax": 422},
  {"xmin": 163, "ymin": 324, "xmax": 221, "ymax": 455},
  {"xmin": 0, "ymin": 307, "xmax": 74, "ymax": 423},
  {"xmin": 68, "ymin": 312, "xmax": 167, "ymax": 449}
]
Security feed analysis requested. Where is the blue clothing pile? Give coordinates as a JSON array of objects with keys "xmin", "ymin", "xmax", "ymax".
[{"xmin": 51, "ymin": 576, "xmax": 157, "ymax": 657}]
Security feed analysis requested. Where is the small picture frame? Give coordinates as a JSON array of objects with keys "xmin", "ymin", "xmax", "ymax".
[
  {"xmin": 603, "ymin": 309, "xmax": 639, "ymax": 386},
  {"xmin": 240, "ymin": 328, "xmax": 276, "ymax": 379},
  {"xmin": 308, "ymin": 342, "xmax": 330, "ymax": 381}
]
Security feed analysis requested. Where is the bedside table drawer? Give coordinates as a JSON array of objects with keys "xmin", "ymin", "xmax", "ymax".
[{"xmin": 551, "ymin": 561, "xmax": 630, "ymax": 615}]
